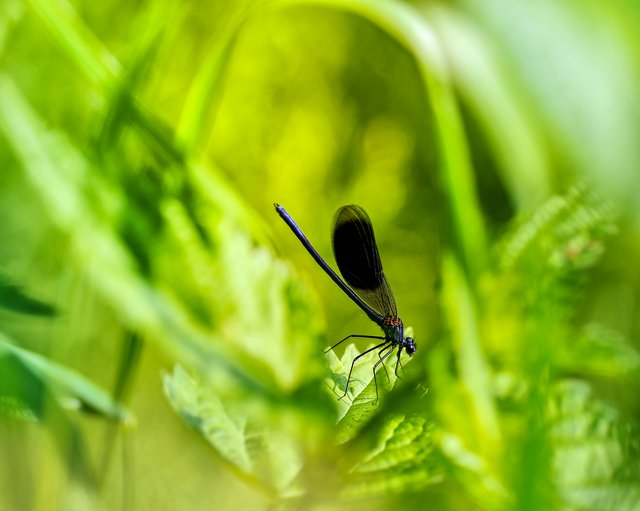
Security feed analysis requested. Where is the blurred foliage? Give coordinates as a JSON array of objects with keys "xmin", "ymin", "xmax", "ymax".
[{"xmin": 1, "ymin": 0, "xmax": 640, "ymax": 510}]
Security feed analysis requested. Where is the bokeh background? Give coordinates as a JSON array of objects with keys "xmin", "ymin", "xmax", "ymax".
[{"xmin": 1, "ymin": 0, "xmax": 640, "ymax": 510}]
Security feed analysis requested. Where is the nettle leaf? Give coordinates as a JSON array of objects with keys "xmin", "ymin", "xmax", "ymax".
[
  {"xmin": 556, "ymin": 324, "xmax": 640, "ymax": 380},
  {"xmin": 427, "ymin": 344, "xmax": 509, "ymax": 509},
  {"xmin": 499, "ymin": 186, "xmax": 616, "ymax": 272},
  {"xmin": 551, "ymin": 380, "xmax": 640, "ymax": 510},
  {"xmin": 0, "ymin": 75, "xmax": 329, "ymax": 409},
  {"xmin": 164, "ymin": 349, "xmax": 436, "ymax": 500},
  {"xmin": 320, "ymin": 344, "xmax": 439, "ymax": 498},
  {"xmin": 339, "ymin": 414, "xmax": 441, "ymax": 498},
  {"xmin": 325, "ymin": 343, "xmax": 401, "ymax": 443},
  {"xmin": 433, "ymin": 187, "xmax": 628, "ymax": 510},
  {"xmin": 164, "ymin": 365, "xmax": 303, "ymax": 496}
]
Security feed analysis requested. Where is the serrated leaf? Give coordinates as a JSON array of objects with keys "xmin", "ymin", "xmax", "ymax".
[
  {"xmin": 340, "ymin": 414, "xmax": 441, "ymax": 498},
  {"xmin": 164, "ymin": 365, "xmax": 304, "ymax": 496},
  {"xmin": 499, "ymin": 186, "xmax": 616, "ymax": 272},
  {"xmin": 556, "ymin": 324, "xmax": 640, "ymax": 380},
  {"xmin": 0, "ymin": 74, "xmax": 329, "ymax": 411},
  {"xmin": 324, "ymin": 342, "xmax": 405, "ymax": 444},
  {"xmin": 550, "ymin": 380, "xmax": 640, "ymax": 511}
]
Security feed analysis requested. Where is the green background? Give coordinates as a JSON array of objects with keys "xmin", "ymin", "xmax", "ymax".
[{"xmin": 1, "ymin": 0, "xmax": 640, "ymax": 510}]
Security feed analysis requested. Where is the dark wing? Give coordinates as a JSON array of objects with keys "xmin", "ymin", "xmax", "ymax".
[{"xmin": 332, "ymin": 205, "xmax": 397, "ymax": 318}]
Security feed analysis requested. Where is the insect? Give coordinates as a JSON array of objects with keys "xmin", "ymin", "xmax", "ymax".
[{"xmin": 274, "ymin": 204, "xmax": 416, "ymax": 400}]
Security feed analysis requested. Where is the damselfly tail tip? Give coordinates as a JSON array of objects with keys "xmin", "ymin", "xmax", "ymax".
[{"xmin": 273, "ymin": 202, "xmax": 281, "ymax": 210}]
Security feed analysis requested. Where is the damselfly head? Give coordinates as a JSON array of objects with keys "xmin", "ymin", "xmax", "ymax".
[{"xmin": 405, "ymin": 337, "xmax": 416, "ymax": 356}]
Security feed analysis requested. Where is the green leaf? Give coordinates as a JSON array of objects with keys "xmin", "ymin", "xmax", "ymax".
[
  {"xmin": 317, "ymin": 344, "xmax": 440, "ymax": 499},
  {"xmin": 551, "ymin": 380, "xmax": 640, "ymax": 510},
  {"xmin": 327, "ymin": 342, "xmax": 401, "ymax": 444},
  {"xmin": 164, "ymin": 365, "xmax": 304, "ymax": 497},
  {"xmin": 462, "ymin": 0, "xmax": 640, "ymax": 209},
  {"xmin": 0, "ymin": 351, "xmax": 95, "ymax": 485},
  {"xmin": 339, "ymin": 414, "xmax": 441, "ymax": 498},
  {"xmin": 0, "ymin": 273, "xmax": 56, "ymax": 316},
  {"xmin": 426, "ymin": 343, "xmax": 509, "ymax": 510},
  {"xmin": 0, "ymin": 335, "xmax": 133, "ymax": 486},
  {"xmin": 429, "ymin": 7, "xmax": 551, "ymax": 210},
  {"xmin": 0, "ymin": 74, "xmax": 328, "ymax": 410},
  {"xmin": 0, "ymin": 394, "xmax": 39, "ymax": 422},
  {"xmin": 499, "ymin": 186, "xmax": 616, "ymax": 272},
  {"xmin": 556, "ymin": 324, "xmax": 640, "ymax": 380},
  {"xmin": 0, "ymin": 335, "xmax": 133, "ymax": 423}
]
